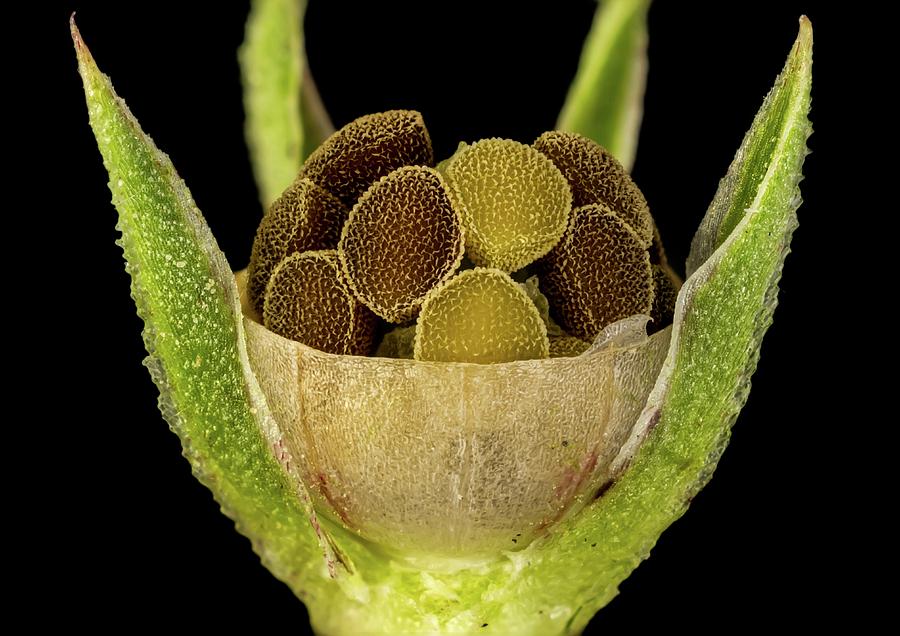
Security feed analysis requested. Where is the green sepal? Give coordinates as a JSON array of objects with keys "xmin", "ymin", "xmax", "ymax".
[
  {"xmin": 240, "ymin": 0, "xmax": 334, "ymax": 208},
  {"xmin": 556, "ymin": 0, "xmax": 651, "ymax": 170},
  {"xmin": 71, "ymin": 15, "xmax": 350, "ymax": 603}
]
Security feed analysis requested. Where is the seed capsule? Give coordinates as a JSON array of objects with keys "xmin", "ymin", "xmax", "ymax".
[
  {"xmin": 299, "ymin": 110, "xmax": 434, "ymax": 207},
  {"xmin": 247, "ymin": 178, "xmax": 347, "ymax": 313},
  {"xmin": 339, "ymin": 166, "xmax": 465, "ymax": 323},
  {"xmin": 414, "ymin": 268, "xmax": 549, "ymax": 363},
  {"xmin": 534, "ymin": 131, "xmax": 653, "ymax": 247},
  {"xmin": 445, "ymin": 138, "xmax": 572, "ymax": 272},
  {"xmin": 536, "ymin": 204, "xmax": 654, "ymax": 341},
  {"xmin": 263, "ymin": 250, "xmax": 377, "ymax": 355}
]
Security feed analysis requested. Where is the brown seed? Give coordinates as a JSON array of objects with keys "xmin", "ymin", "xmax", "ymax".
[
  {"xmin": 262, "ymin": 250, "xmax": 377, "ymax": 356},
  {"xmin": 247, "ymin": 178, "xmax": 347, "ymax": 313},
  {"xmin": 535, "ymin": 204, "xmax": 654, "ymax": 341},
  {"xmin": 339, "ymin": 166, "xmax": 465, "ymax": 323},
  {"xmin": 534, "ymin": 131, "xmax": 653, "ymax": 247},
  {"xmin": 299, "ymin": 110, "xmax": 434, "ymax": 207}
]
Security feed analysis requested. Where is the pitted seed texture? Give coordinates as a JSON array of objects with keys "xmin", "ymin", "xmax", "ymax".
[
  {"xmin": 649, "ymin": 264, "xmax": 679, "ymax": 335},
  {"xmin": 536, "ymin": 204, "xmax": 654, "ymax": 341},
  {"xmin": 534, "ymin": 131, "xmax": 653, "ymax": 247},
  {"xmin": 299, "ymin": 110, "xmax": 435, "ymax": 207},
  {"xmin": 445, "ymin": 139, "xmax": 572, "ymax": 272},
  {"xmin": 247, "ymin": 179, "xmax": 347, "ymax": 313},
  {"xmin": 414, "ymin": 268, "xmax": 549, "ymax": 363},
  {"xmin": 263, "ymin": 250, "xmax": 376, "ymax": 355},
  {"xmin": 339, "ymin": 166, "xmax": 465, "ymax": 323},
  {"xmin": 549, "ymin": 335, "xmax": 592, "ymax": 358}
]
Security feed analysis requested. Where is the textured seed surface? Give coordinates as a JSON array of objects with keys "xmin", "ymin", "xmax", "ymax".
[
  {"xmin": 339, "ymin": 166, "xmax": 465, "ymax": 323},
  {"xmin": 536, "ymin": 204, "xmax": 654, "ymax": 341},
  {"xmin": 298, "ymin": 110, "xmax": 434, "ymax": 207},
  {"xmin": 263, "ymin": 250, "xmax": 376, "ymax": 355},
  {"xmin": 649, "ymin": 264, "xmax": 680, "ymax": 335},
  {"xmin": 446, "ymin": 138, "xmax": 571, "ymax": 272},
  {"xmin": 534, "ymin": 131, "xmax": 652, "ymax": 246},
  {"xmin": 374, "ymin": 324, "xmax": 416, "ymax": 359},
  {"xmin": 549, "ymin": 335, "xmax": 592, "ymax": 358},
  {"xmin": 415, "ymin": 268, "xmax": 549, "ymax": 363},
  {"xmin": 247, "ymin": 178, "xmax": 347, "ymax": 313}
]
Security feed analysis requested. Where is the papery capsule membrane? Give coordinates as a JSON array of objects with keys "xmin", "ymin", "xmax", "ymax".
[{"xmin": 240, "ymin": 272, "xmax": 669, "ymax": 558}]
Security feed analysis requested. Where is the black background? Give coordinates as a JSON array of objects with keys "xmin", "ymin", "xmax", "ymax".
[{"xmin": 42, "ymin": 0, "xmax": 856, "ymax": 632}]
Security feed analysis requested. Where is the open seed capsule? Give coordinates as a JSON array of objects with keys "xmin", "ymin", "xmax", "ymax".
[
  {"xmin": 299, "ymin": 110, "xmax": 434, "ymax": 207},
  {"xmin": 445, "ymin": 138, "xmax": 572, "ymax": 272},
  {"xmin": 247, "ymin": 178, "xmax": 347, "ymax": 313},
  {"xmin": 536, "ymin": 204, "xmax": 654, "ymax": 341},
  {"xmin": 262, "ymin": 250, "xmax": 376, "ymax": 355},
  {"xmin": 414, "ymin": 268, "xmax": 549, "ymax": 363},
  {"xmin": 534, "ymin": 131, "xmax": 653, "ymax": 247},
  {"xmin": 339, "ymin": 166, "xmax": 465, "ymax": 323}
]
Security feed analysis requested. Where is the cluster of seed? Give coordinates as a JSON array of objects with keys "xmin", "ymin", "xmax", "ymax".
[{"xmin": 247, "ymin": 110, "xmax": 681, "ymax": 363}]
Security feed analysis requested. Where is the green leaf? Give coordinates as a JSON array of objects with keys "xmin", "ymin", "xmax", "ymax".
[
  {"xmin": 71, "ymin": 16, "xmax": 350, "ymax": 601},
  {"xmin": 240, "ymin": 0, "xmax": 334, "ymax": 208},
  {"xmin": 556, "ymin": 0, "xmax": 651, "ymax": 171}
]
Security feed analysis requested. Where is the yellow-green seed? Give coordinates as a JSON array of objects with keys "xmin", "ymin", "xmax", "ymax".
[
  {"xmin": 414, "ymin": 268, "xmax": 549, "ymax": 363},
  {"xmin": 445, "ymin": 138, "xmax": 572, "ymax": 272}
]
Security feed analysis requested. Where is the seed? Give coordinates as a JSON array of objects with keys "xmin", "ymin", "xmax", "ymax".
[
  {"xmin": 263, "ymin": 250, "xmax": 376, "ymax": 355},
  {"xmin": 414, "ymin": 268, "xmax": 549, "ymax": 363},
  {"xmin": 535, "ymin": 204, "xmax": 654, "ymax": 341},
  {"xmin": 444, "ymin": 138, "xmax": 571, "ymax": 272},
  {"xmin": 534, "ymin": 131, "xmax": 653, "ymax": 247},
  {"xmin": 339, "ymin": 166, "xmax": 465, "ymax": 323},
  {"xmin": 299, "ymin": 110, "xmax": 434, "ymax": 207},
  {"xmin": 247, "ymin": 178, "xmax": 347, "ymax": 313},
  {"xmin": 548, "ymin": 335, "xmax": 592, "ymax": 358}
]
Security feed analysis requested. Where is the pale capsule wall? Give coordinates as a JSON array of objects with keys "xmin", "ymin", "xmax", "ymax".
[{"xmin": 239, "ymin": 272, "xmax": 670, "ymax": 558}]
